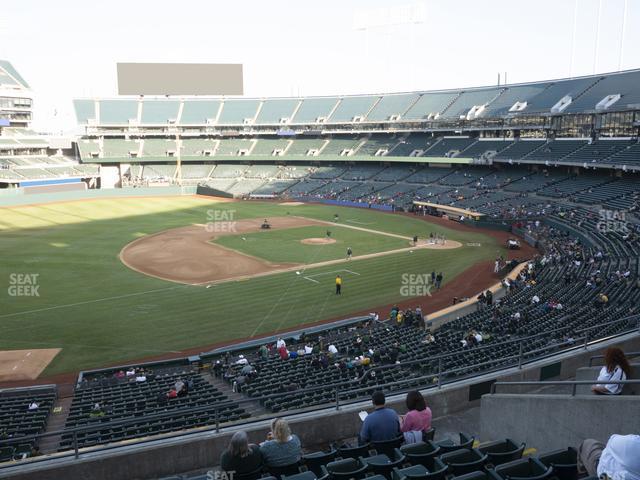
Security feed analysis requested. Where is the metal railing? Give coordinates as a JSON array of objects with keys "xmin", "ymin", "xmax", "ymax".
[
  {"xmin": 490, "ymin": 379, "xmax": 640, "ymax": 396},
  {"xmin": 1, "ymin": 314, "xmax": 638, "ymax": 469}
]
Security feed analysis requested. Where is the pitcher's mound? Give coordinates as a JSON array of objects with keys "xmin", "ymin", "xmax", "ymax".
[{"xmin": 301, "ymin": 237, "xmax": 337, "ymax": 245}]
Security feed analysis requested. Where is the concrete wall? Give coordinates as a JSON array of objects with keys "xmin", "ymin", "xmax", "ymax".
[
  {"xmin": 2, "ymin": 333, "xmax": 638, "ymax": 480},
  {"xmin": 480, "ymin": 394, "xmax": 640, "ymax": 452}
]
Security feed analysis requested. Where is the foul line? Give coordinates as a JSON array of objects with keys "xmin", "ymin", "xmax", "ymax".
[{"xmin": 345, "ymin": 219, "xmax": 376, "ymax": 225}]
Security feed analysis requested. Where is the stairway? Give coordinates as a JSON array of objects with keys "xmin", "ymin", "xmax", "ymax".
[
  {"xmin": 204, "ymin": 372, "xmax": 268, "ymax": 418},
  {"xmin": 38, "ymin": 396, "xmax": 73, "ymax": 454}
]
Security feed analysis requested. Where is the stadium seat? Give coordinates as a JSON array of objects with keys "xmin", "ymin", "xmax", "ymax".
[
  {"xmin": 302, "ymin": 450, "xmax": 338, "ymax": 477},
  {"xmin": 283, "ymin": 471, "xmax": 320, "ymax": 480},
  {"xmin": 372, "ymin": 436, "xmax": 405, "ymax": 457},
  {"xmin": 537, "ymin": 447, "xmax": 578, "ymax": 480},
  {"xmin": 336, "ymin": 444, "xmax": 371, "ymax": 460},
  {"xmin": 435, "ymin": 433, "xmax": 474, "ymax": 454},
  {"xmin": 439, "ymin": 448, "xmax": 488, "ymax": 476},
  {"xmin": 478, "ymin": 439, "xmax": 525, "ymax": 466},
  {"xmin": 490, "ymin": 458, "xmax": 553, "ymax": 480},
  {"xmin": 361, "ymin": 449, "xmax": 406, "ymax": 479},
  {"xmin": 399, "ymin": 441, "xmax": 440, "ymax": 468},
  {"xmin": 268, "ymin": 462, "xmax": 303, "ymax": 479},
  {"xmin": 392, "ymin": 459, "xmax": 448, "ymax": 480},
  {"xmin": 322, "ymin": 458, "xmax": 369, "ymax": 480}
]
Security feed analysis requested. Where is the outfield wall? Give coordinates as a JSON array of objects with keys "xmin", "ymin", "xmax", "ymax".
[{"xmin": 0, "ymin": 186, "xmax": 197, "ymax": 207}]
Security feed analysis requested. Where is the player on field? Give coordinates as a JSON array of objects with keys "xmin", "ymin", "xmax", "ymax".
[{"xmin": 335, "ymin": 275, "xmax": 342, "ymax": 295}]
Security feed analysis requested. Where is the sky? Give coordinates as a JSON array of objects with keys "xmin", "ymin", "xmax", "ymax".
[{"xmin": 1, "ymin": 0, "xmax": 639, "ymax": 133}]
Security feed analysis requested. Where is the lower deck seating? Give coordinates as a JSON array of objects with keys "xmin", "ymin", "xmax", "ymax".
[{"xmin": 0, "ymin": 387, "xmax": 56, "ymax": 462}]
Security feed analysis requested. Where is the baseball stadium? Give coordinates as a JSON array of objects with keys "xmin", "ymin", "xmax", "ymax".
[{"xmin": 1, "ymin": 2, "xmax": 640, "ymax": 479}]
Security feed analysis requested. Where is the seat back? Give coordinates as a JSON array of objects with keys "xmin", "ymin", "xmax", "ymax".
[
  {"xmin": 436, "ymin": 433, "xmax": 474, "ymax": 454},
  {"xmin": 235, "ymin": 467, "xmax": 265, "ymax": 480},
  {"xmin": 325, "ymin": 458, "xmax": 368, "ymax": 480},
  {"xmin": 537, "ymin": 447, "xmax": 578, "ymax": 480},
  {"xmin": 372, "ymin": 435, "xmax": 404, "ymax": 457},
  {"xmin": 400, "ymin": 441, "xmax": 441, "ymax": 467},
  {"xmin": 267, "ymin": 462, "xmax": 302, "ymax": 479},
  {"xmin": 303, "ymin": 450, "xmax": 338, "ymax": 476},
  {"xmin": 493, "ymin": 458, "xmax": 553, "ymax": 480},
  {"xmin": 440, "ymin": 448, "xmax": 488, "ymax": 476},
  {"xmin": 422, "ymin": 428, "xmax": 436, "ymax": 441},
  {"xmin": 478, "ymin": 439, "xmax": 525, "ymax": 466},
  {"xmin": 337, "ymin": 444, "xmax": 370, "ymax": 459}
]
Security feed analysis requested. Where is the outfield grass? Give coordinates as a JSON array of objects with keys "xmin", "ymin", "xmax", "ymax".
[
  {"xmin": 214, "ymin": 225, "xmax": 409, "ymax": 263},
  {"xmin": 0, "ymin": 196, "xmax": 502, "ymax": 376}
]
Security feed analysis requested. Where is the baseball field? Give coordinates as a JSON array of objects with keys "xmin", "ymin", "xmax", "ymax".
[{"xmin": 0, "ymin": 195, "xmax": 505, "ymax": 378}]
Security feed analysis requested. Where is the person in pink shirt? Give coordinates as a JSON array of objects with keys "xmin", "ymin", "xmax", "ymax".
[{"xmin": 401, "ymin": 391, "xmax": 432, "ymax": 434}]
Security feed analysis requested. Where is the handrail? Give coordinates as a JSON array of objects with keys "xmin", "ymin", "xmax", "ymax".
[
  {"xmin": 589, "ymin": 351, "xmax": 640, "ymax": 366},
  {"xmin": 1, "ymin": 315, "xmax": 637, "ymax": 469},
  {"xmin": 490, "ymin": 379, "xmax": 640, "ymax": 396}
]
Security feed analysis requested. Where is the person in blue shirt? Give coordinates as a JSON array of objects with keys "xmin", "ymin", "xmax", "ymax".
[{"xmin": 359, "ymin": 391, "xmax": 400, "ymax": 444}]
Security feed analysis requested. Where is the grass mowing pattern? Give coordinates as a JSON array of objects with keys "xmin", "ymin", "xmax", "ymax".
[{"xmin": 0, "ymin": 196, "xmax": 502, "ymax": 375}]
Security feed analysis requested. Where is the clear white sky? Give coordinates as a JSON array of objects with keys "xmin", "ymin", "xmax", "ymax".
[{"xmin": 1, "ymin": 0, "xmax": 639, "ymax": 133}]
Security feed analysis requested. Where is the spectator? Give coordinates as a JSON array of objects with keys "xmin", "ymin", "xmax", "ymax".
[
  {"xmin": 27, "ymin": 401, "xmax": 39, "ymax": 411},
  {"xmin": 578, "ymin": 434, "xmax": 640, "ymax": 479},
  {"xmin": 166, "ymin": 388, "xmax": 178, "ymax": 399},
  {"xmin": 401, "ymin": 391, "xmax": 432, "ymax": 443},
  {"xmin": 236, "ymin": 354, "xmax": 249, "ymax": 365},
  {"xmin": 592, "ymin": 347, "xmax": 631, "ymax": 395},
  {"xmin": 221, "ymin": 431, "xmax": 264, "ymax": 475},
  {"xmin": 276, "ymin": 338, "xmax": 286, "ymax": 349},
  {"xmin": 260, "ymin": 418, "xmax": 302, "ymax": 468},
  {"xmin": 359, "ymin": 391, "xmax": 400, "ymax": 444},
  {"xmin": 259, "ymin": 345, "xmax": 269, "ymax": 360},
  {"xmin": 278, "ymin": 345, "xmax": 289, "ymax": 360},
  {"xmin": 328, "ymin": 344, "xmax": 338, "ymax": 355}
]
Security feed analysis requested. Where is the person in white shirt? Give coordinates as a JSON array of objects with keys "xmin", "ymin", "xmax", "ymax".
[
  {"xmin": 531, "ymin": 295, "xmax": 540, "ymax": 304},
  {"xmin": 578, "ymin": 434, "xmax": 640, "ymax": 480},
  {"xmin": 304, "ymin": 344, "xmax": 313, "ymax": 355},
  {"xmin": 235, "ymin": 354, "xmax": 248, "ymax": 365},
  {"xmin": 328, "ymin": 344, "xmax": 338, "ymax": 355},
  {"xmin": 276, "ymin": 338, "xmax": 286, "ymax": 349},
  {"xmin": 27, "ymin": 402, "xmax": 39, "ymax": 411},
  {"xmin": 592, "ymin": 347, "xmax": 631, "ymax": 395}
]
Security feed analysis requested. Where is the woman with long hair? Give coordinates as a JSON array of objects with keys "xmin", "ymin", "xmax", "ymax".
[
  {"xmin": 220, "ymin": 431, "xmax": 263, "ymax": 475},
  {"xmin": 592, "ymin": 347, "xmax": 632, "ymax": 395},
  {"xmin": 401, "ymin": 390, "xmax": 432, "ymax": 440},
  {"xmin": 259, "ymin": 418, "xmax": 301, "ymax": 468}
]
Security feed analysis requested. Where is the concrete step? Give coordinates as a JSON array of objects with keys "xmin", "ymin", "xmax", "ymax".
[
  {"xmin": 39, "ymin": 396, "xmax": 73, "ymax": 454},
  {"xmin": 204, "ymin": 373, "xmax": 268, "ymax": 418}
]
